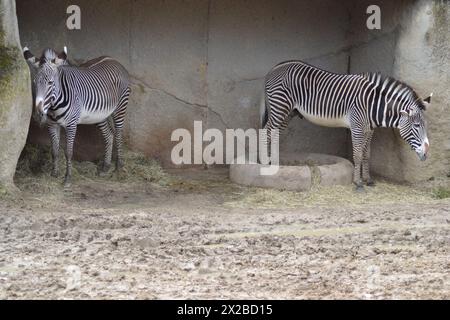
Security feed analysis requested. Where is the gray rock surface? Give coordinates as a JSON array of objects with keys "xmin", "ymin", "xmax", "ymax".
[
  {"xmin": 350, "ymin": 0, "xmax": 450, "ymax": 182},
  {"xmin": 14, "ymin": 0, "xmax": 450, "ymax": 182},
  {"xmin": 230, "ymin": 153, "xmax": 353, "ymax": 191},
  {"xmin": 0, "ymin": 0, "xmax": 32, "ymax": 192}
]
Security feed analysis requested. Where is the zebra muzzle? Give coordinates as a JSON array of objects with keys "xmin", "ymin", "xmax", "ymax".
[
  {"xmin": 35, "ymin": 101, "xmax": 48, "ymax": 125},
  {"xmin": 424, "ymin": 142, "xmax": 430, "ymax": 155},
  {"xmin": 418, "ymin": 141, "xmax": 429, "ymax": 161},
  {"xmin": 416, "ymin": 148, "xmax": 428, "ymax": 161},
  {"xmin": 36, "ymin": 101, "xmax": 45, "ymax": 114},
  {"xmin": 39, "ymin": 114, "xmax": 48, "ymax": 124}
]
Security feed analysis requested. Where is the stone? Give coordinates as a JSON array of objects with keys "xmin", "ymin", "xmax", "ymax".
[
  {"xmin": 230, "ymin": 152, "xmax": 353, "ymax": 191},
  {"xmin": 14, "ymin": 0, "xmax": 450, "ymax": 183},
  {"xmin": 0, "ymin": 0, "xmax": 32, "ymax": 192},
  {"xmin": 350, "ymin": 0, "xmax": 450, "ymax": 183}
]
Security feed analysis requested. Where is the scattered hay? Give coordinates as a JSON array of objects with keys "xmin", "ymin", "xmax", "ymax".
[
  {"xmin": 14, "ymin": 143, "xmax": 171, "ymax": 194},
  {"xmin": 117, "ymin": 150, "xmax": 171, "ymax": 185},
  {"xmin": 168, "ymin": 176, "xmax": 236, "ymax": 193},
  {"xmin": 225, "ymin": 180, "xmax": 437, "ymax": 209},
  {"xmin": 11, "ymin": 143, "xmax": 450, "ymax": 209},
  {"xmin": 227, "ymin": 188, "xmax": 303, "ymax": 209},
  {"xmin": 0, "ymin": 184, "xmax": 8, "ymax": 197},
  {"xmin": 283, "ymin": 159, "xmax": 323, "ymax": 187},
  {"xmin": 307, "ymin": 162, "xmax": 322, "ymax": 188},
  {"xmin": 432, "ymin": 187, "xmax": 450, "ymax": 200}
]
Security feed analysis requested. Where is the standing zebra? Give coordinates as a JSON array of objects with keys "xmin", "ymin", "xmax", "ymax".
[
  {"xmin": 24, "ymin": 47, "xmax": 131, "ymax": 187},
  {"xmin": 262, "ymin": 60, "xmax": 432, "ymax": 191}
]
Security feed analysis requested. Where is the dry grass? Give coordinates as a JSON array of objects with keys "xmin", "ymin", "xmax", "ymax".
[
  {"xmin": 224, "ymin": 180, "xmax": 439, "ymax": 209},
  {"xmin": 13, "ymin": 144, "xmax": 171, "ymax": 195},
  {"xmin": 432, "ymin": 187, "xmax": 450, "ymax": 200},
  {"xmin": 9, "ymin": 144, "xmax": 450, "ymax": 209}
]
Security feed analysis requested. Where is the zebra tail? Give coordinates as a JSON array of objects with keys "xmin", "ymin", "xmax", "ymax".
[{"xmin": 260, "ymin": 93, "xmax": 269, "ymax": 129}]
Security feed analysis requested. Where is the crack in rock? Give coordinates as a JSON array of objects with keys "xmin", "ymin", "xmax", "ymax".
[
  {"xmin": 130, "ymin": 75, "xmax": 207, "ymax": 110},
  {"xmin": 130, "ymin": 75, "xmax": 232, "ymax": 129},
  {"xmin": 208, "ymin": 108, "xmax": 230, "ymax": 129}
]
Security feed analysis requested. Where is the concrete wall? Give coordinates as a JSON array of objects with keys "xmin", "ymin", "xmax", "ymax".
[
  {"xmin": 350, "ymin": 0, "xmax": 450, "ymax": 182},
  {"xmin": 17, "ymin": 0, "xmax": 352, "ymax": 167},
  {"xmin": 15, "ymin": 0, "xmax": 450, "ymax": 182},
  {"xmin": 206, "ymin": 0, "xmax": 352, "ymax": 160}
]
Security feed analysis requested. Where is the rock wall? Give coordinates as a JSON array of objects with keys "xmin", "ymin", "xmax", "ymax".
[
  {"xmin": 17, "ymin": 0, "xmax": 353, "ymax": 167},
  {"xmin": 15, "ymin": 0, "xmax": 450, "ymax": 182},
  {"xmin": 350, "ymin": 0, "xmax": 449, "ymax": 182},
  {"xmin": 206, "ymin": 0, "xmax": 352, "ymax": 160},
  {"xmin": 0, "ymin": 0, "xmax": 31, "ymax": 192}
]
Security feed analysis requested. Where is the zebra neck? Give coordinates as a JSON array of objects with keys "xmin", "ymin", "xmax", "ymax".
[
  {"xmin": 51, "ymin": 70, "xmax": 72, "ymax": 111},
  {"xmin": 53, "ymin": 69, "xmax": 64, "ymax": 99},
  {"xmin": 370, "ymin": 99, "xmax": 400, "ymax": 129},
  {"xmin": 373, "ymin": 110, "xmax": 400, "ymax": 129},
  {"xmin": 368, "ymin": 80, "xmax": 402, "ymax": 129}
]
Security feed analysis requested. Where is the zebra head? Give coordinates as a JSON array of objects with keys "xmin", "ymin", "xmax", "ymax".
[
  {"xmin": 23, "ymin": 47, "xmax": 68, "ymax": 123},
  {"xmin": 398, "ymin": 94, "xmax": 432, "ymax": 161}
]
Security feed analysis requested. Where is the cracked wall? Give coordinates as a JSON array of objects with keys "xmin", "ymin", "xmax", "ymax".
[
  {"xmin": 16, "ymin": 0, "xmax": 449, "ymax": 181},
  {"xmin": 349, "ymin": 0, "xmax": 450, "ymax": 182},
  {"xmin": 206, "ymin": 0, "xmax": 352, "ymax": 161},
  {"xmin": 17, "ymin": 0, "xmax": 352, "ymax": 167}
]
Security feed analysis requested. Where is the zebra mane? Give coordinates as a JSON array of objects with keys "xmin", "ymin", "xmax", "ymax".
[
  {"xmin": 38, "ymin": 48, "xmax": 71, "ymax": 67},
  {"xmin": 361, "ymin": 72, "xmax": 423, "ymax": 109},
  {"xmin": 39, "ymin": 48, "xmax": 57, "ymax": 65}
]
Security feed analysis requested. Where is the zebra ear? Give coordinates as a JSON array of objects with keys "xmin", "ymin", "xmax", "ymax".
[
  {"xmin": 55, "ymin": 46, "xmax": 68, "ymax": 66},
  {"xmin": 423, "ymin": 93, "xmax": 433, "ymax": 107},
  {"xmin": 23, "ymin": 47, "xmax": 39, "ymax": 68},
  {"xmin": 400, "ymin": 109, "xmax": 413, "ymax": 117}
]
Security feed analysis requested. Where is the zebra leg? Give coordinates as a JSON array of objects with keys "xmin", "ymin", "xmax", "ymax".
[
  {"xmin": 47, "ymin": 124, "xmax": 61, "ymax": 177},
  {"xmin": 63, "ymin": 124, "xmax": 77, "ymax": 188},
  {"xmin": 350, "ymin": 127, "xmax": 365, "ymax": 192},
  {"xmin": 112, "ymin": 88, "xmax": 130, "ymax": 171},
  {"xmin": 362, "ymin": 130, "xmax": 375, "ymax": 186},
  {"xmin": 260, "ymin": 121, "xmax": 273, "ymax": 163},
  {"xmin": 259, "ymin": 96, "xmax": 292, "ymax": 164},
  {"xmin": 260, "ymin": 115, "xmax": 288, "ymax": 164},
  {"xmin": 96, "ymin": 120, "xmax": 114, "ymax": 174}
]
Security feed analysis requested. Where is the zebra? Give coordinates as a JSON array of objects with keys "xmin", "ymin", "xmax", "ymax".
[
  {"xmin": 23, "ymin": 47, "xmax": 131, "ymax": 187},
  {"xmin": 25, "ymin": 48, "xmax": 70, "ymax": 123},
  {"xmin": 261, "ymin": 60, "xmax": 432, "ymax": 191}
]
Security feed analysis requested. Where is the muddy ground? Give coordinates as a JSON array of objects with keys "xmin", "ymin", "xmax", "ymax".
[{"xmin": 0, "ymin": 166, "xmax": 449, "ymax": 300}]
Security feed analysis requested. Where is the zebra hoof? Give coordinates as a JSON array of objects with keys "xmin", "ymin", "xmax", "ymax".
[
  {"xmin": 115, "ymin": 161, "xmax": 124, "ymax": 172},
  {"xmin": 256, "ymin": 158, "xmax": 272, "ymax": 165},
  {"xmin": 355, "ymin": 184, "xmax": 365, "ymax": 193},
  {"xmin": 98, "ymin": 171, "xmax": 110, "ymax": 178},
  {"xmin": 51, "ymin": 170, "xmax": 59, "ymax": 178},
  {"xmin": 63, "ymin": 176, "xmax": 72, "ymax": 189},
  {"xmin": 366, "ymin": 180, "xmax": 376, "ymax": 187},
  {"xmin": 97, "ymin": 164, "xmax": 111, "ymax": 176}
]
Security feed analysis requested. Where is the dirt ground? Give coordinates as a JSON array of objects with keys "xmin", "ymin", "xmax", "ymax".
[{"xmin": 0, "ymin": 165, "xmax": 449, "ymax": 300}]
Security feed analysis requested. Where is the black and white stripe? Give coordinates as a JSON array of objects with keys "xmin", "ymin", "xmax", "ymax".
[
  {"xmin": 24, "ymin": 47, "xmax": 131, "ymax": 187},
  {"xmin": 262, "ymin": 60, "xmax": 431, "ymax": 190}
]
